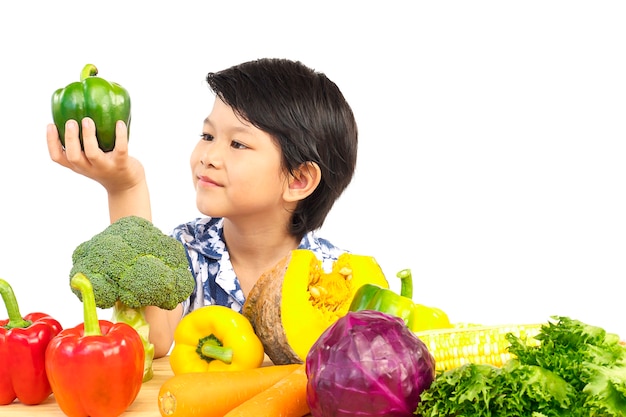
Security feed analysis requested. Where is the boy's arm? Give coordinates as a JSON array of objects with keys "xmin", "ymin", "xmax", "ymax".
[
  {"xmin": 106, "ymin": 174, "xmax": 152, "ymax": 223},
  {"xmin": 145, "ymin": 305, "xmax": 183, "ymax": 358}
]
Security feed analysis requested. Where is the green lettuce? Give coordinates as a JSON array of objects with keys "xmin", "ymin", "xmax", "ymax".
[
  {"xmin": 416, "ymin": 361, "xmax": 575, "ymax": 416},
  {"xmin": 415, "ymin": 316, "xmax": 626, "ymax": 416}
]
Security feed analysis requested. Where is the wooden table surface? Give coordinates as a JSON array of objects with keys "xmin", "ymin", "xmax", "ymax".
[{"xmin": 3, "ymin": 356, "xmax": 172, "ymax": 416}]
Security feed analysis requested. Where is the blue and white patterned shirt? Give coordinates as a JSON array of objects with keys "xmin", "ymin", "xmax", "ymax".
[{"xmin": 171, "ymin": 217, "xmax": 346, "ymax": 316}]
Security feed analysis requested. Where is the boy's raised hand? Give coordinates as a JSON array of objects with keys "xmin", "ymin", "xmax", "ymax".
[{"xmin": 46, "ymin": 117, "xmax": 145, "ymax": 196}]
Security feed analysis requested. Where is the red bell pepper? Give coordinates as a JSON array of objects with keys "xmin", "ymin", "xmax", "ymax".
[
  {"xmin": 45, "ymin": 273, "xmax": 144, "ymax": 417},
  {"xmin": 0, "ymin": 278, "xmax": 63, "ymax": 405}
]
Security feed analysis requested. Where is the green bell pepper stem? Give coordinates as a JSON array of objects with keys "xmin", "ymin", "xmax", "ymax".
[
  {"xmin": 70, "ymin": 273, "xmax": 102, "ymax": 337},
  {"xmin": 0, "ymin": 278, "xmax": 31, "ymax": 329},
  {"xmin": 396, "ymin": 269, "xmax": 413, "ymax": 298},
  {"xmin": 198, "ymin": 334, "xmax": 233, "ymax": 364},
  {"xmin": 80, "ymin": 64, "xmax": 98, "ymax": 81}
]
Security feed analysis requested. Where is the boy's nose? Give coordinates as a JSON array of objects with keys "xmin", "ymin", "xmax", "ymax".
[{"xmin": 199, "ymin": 144, "xmax": 224, "ymax": 168}]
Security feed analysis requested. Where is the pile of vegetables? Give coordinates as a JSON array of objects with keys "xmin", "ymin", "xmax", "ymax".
[
  {"xmin": 158, "ymin": 309, "xmax": 437, "ymax": 417},
  {"xmin": 416, "ymin": 316, "xmax": 626, "ymax": 416},
  {"xmin": 2, "ymin": 273, "xmax": 145, "ymax": 416}
]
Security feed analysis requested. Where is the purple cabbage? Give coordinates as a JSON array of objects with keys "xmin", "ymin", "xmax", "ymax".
[{"xmin": 305, "ymin": 310, "xmax": 436, "ymax": 417}]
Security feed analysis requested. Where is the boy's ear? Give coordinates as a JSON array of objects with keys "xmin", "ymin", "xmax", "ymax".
[{"xmin": 284, "ymin": 162, "xmax": 321, "ymax": 202}]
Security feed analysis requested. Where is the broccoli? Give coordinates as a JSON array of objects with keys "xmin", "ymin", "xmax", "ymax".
[{"xmin": 69, "ymin": 215, "xmax": 195, "ymax": 381}]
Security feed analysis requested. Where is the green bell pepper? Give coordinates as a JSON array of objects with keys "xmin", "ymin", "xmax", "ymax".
[
  {"xmin": 348, "ymin": 269, "xmax": 453, "ymax": 332},
  {"xmin": 51, "ymin": 63, "xmax": 131, "ymax": 152}
]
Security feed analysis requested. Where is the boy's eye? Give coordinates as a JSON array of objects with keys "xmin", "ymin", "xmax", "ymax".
[
  {"xmin": 200, "ymin": 133, "xmax": 214, "ymax": 141},
  {"xmin": 231, "ymin": 141, "xmax": 248, "ymax": 150}
]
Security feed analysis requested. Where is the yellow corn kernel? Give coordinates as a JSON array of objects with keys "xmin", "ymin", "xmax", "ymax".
[{"xmin": 414, "ymin": 323, "xmax": 544, "ymax": 372}]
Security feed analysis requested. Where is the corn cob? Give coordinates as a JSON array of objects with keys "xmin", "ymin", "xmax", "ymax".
[{"xmin": 414, "ymin": 323, "xmax": 544, "ymax": 372}]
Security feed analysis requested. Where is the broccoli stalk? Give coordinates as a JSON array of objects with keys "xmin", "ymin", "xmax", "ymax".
[
  {"xmin": 69, "ymin": 216, "xmax": 195, "ymax": 382},
  {"xmin": 110, "ymin": 301, "xmax": 155, "ymax": 381}
]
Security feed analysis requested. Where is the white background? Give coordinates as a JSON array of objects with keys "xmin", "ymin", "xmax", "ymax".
[{"xmin": 1, "ymin": 2, "xmax": 624, "ymax": 338}]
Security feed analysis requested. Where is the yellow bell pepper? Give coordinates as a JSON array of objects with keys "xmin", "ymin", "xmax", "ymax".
[{"xmin": 169, "ymin": 305, "xmax": 265, "ymax": 375}]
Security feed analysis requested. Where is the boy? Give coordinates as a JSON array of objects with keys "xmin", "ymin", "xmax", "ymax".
[{"xmin": 47, "ymin": 58, "xmax": 358, "ymax": 357}]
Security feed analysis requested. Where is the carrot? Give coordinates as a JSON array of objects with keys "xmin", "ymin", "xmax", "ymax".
[
  {"xmin": 223, "ymin": 363, "xmax": 310, "ymax": 417},
  {"xmin": 157, "ymin": 363, "xmax": 302, "ymax": 417}
]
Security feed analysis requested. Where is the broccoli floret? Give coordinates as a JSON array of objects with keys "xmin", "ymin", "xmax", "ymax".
[{"xmin": 69, "ymin": 215, "xmax": 195, "ymax": 310}]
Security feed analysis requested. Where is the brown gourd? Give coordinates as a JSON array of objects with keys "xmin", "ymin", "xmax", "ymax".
[{"xmin": 242, "ymin": 249, "xmax": 389, "ymax": 365}]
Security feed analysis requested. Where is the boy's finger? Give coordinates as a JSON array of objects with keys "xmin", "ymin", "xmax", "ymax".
[
  {"xmin": 82, "ymin": 117, "xmax": 103, "ymax": 158},
  {"xmin": 113, "ymin": 120, "xmax": 129, "ymax": 155},
  {"xmin": 46, "ymin": 123, "xmax": 68, "ymax": 165},
  {"xmin": 62, "ymin": 119, "xmax": 84, "ymax": 163}
]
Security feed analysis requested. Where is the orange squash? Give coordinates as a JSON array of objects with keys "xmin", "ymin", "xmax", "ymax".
[{"xmin": 242, "ymin": 249, "xmax": 388, "ymax": 364}]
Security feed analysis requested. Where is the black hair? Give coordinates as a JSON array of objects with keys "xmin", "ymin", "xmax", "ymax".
[{"xmin": 206, "ymin": 58, "xmax": 358, "ymax": 238}]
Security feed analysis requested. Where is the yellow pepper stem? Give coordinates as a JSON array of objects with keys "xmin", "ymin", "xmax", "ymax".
[{"xmin": 198, "ymin": 334, "xmax": 233, "ymax": 364}]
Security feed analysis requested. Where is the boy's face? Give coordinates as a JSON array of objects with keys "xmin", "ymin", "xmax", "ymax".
[{"xmin": 190, "ymin": 98, "xmax": 293, "ymax": 221}]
